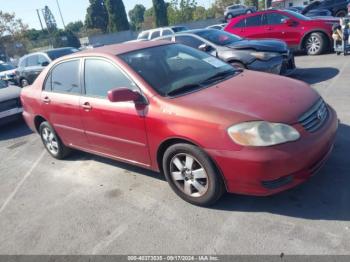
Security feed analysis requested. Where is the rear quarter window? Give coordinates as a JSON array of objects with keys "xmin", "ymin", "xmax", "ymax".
[{"xmin": 233, "ymin": 18, "xmax": 246, "ymax": 28}]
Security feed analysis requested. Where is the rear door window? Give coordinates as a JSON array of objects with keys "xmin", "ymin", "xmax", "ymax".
[
  {"xmin": 175, "ymin": 35, "xmax": 205, "ymax": 49},
  {"xmin": 27, "ymin": 55, "xmax": 39, "ymax": 67},
  {"xmin": 265, "ymin": 13, "xmax": 290, "ymax": 25},
  {"xmin": 150, "ymin": 30, "xmax": 161, "ymax": 39},
  {"xmin": 245, "ymin": 14, "xmax": 263, "ymax": 27},
  {"xmin": 49, "ymin": 60, "xmax": 81, "ymax": 94},
  {"xmin": 233, "ymin": 18, "xmax": 246, "ymax": 28}
]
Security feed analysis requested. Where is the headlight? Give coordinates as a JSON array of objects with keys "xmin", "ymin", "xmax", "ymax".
[
  {"xmin": 250, "ymin": 51, "xmax": 280, "ymax": 61},
  {"xmin": 227, "ymin": 121, "xmax": 300, "ymax": 146}
]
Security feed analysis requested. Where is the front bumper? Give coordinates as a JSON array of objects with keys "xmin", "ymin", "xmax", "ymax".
[
  {"xmin": 247, "ymin": 56, "xmax": 283, "ymax": 75},
  {"xmin": 206, "ymin": 107, "xmax": 338, "ymax": 196}
]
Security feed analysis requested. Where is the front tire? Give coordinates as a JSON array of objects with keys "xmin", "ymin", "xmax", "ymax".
[
  {"xmin": 230, "ymin": 61, "xmax": 246, "ymax": 70},
  {"xmin": 305, "ymin": 32, "xmax": 327, "ymax": 55},
  {"xmin": 162, "ymin": 143, "xmax": 225, "ymax": 206},
  {"xmin": 335, "ymin": 10, "xmax": 347, "ymax": 17},
  {"xmin": 39, "ymin": 121, "xmax": 70, "ymax": 159}
]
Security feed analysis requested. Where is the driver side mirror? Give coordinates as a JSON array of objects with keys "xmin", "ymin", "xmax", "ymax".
[
  {"xmin": 198, "ymin": 43, "xmax": 214, "ymax": 52},
  {"xmin": 108, "ymin": 88, "xmax": 146, "ymax": 104},
  {"xmin": 41, "ymin": 61, "xmax": 49, "ymax": 67}
]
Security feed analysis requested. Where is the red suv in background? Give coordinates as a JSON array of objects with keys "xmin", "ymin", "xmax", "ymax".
[{"xmin": 225, "ymin": 9, "xmax": 335, "ymax": 55}]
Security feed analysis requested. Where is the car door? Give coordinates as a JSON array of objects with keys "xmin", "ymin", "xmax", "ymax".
[
  {"xmin": 263, "ymin": 12, "xmax": 300, "ymax": 47},
  {"xmin": 40, "ymin": 59, "xmax": 87, "ymax": 147},
  {"xmin": 240, "ymin": 14, "xmax": 266, "ymax": 39},
  {"xmin": 24, "ymin": 54, "xmax": 44, "ymax": 84},
  {"xmin": 80, "ymin": 57, "xmax": 150, "ymax": 166}
]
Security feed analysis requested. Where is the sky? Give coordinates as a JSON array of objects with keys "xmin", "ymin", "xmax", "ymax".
[{"xmin": 1, "ymin": 0, "xmax": 215, "ymax": 30}]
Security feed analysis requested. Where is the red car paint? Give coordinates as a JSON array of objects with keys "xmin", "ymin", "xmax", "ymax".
[
  {"xmin": 224, "ymin": 9, "xmax": 334, "ymax": 50},
  {"xmin": 21, "ymin": 41, "xmax": 338, "ymax": 196}
]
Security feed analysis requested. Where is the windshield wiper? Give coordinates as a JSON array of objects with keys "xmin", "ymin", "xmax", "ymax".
[
  {"xmin": 166, "ymin": 83, "xmax": 203, "ymax": 96},
  {"xmin": 200, "ymin": 70, "xmax": 236, "ymax": 85}
]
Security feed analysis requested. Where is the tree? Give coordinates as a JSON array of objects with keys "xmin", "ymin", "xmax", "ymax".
[
  {"xmin": 104, "ymin": 0, "xmax": 130, "ymax": 32},
  {"xmin": 153, "ymin": 0, "xmax": 168, "ymax": 27},
  {"xmin": 0, "ymin": 11, "xmax": 28, "ymax": 58},
  {"xmin": 52, "ymin": 30, "xmax": 81, "ymax": 48},
  {"xmin": 129, "ymin": 4, "xmax": 146, "ymax": 30},
  {"xmin": 144, "ymin": 7, "xmax": 154, "ymax": 17},
  {"xmin": 66, "ymin": 21, "xmax": 84, "ymax": 33},
  {"xmin": 245, "ymin": 0, "xmax": 259, "ymax": 9},
  {"xmin": 85, "ymin": 0, "xmax": 108, "ymax": 33}
]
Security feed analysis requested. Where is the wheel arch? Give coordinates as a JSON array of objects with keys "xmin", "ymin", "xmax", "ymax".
[
  {"xmin": 34, "ymin": 115, "xmax": 47, "ymax": 133},
  {"xmin": 156, "ymin": 137, "xmax": 228, "ymax": 191},
  {"xmin": 300, "ymin": 30, "xmax": 331, "ymax": 51}
]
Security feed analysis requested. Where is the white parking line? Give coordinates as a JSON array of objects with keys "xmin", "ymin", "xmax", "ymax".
[{"xmin": 0, "ymin": 150, "xmax": 46, "ymax": 215}]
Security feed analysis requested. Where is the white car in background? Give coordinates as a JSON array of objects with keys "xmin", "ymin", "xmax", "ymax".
[
  {"xmin": 0, "ymin": 80, "xmax": 22, "ymax": 125},
  {"xmin": 137, "ymin": 26, "xmax": 189, "ymax": 40}
]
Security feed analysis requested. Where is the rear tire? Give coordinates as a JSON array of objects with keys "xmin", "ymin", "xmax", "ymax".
[
  {"xmin": 162, "ymin": 143, "xmax": 225, "ymax": 206},
  {"xmin": 39, "ymin": 121, "xmax": 71, "ymax": 159},
  {"xmin": 305, "ymin": 32, "xmax": 327, "ymax": 55},
  {"xmin": 246, "ymin": 9, "xmax": 252, "ymax": 14},
  {"xmin": 226, "ymin": 14, "xmax": 233, "ymax": 20}
]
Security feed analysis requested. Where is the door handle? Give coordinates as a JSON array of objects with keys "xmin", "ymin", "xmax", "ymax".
[
  {"xmin": 42, "ymin": 96, "xmax": 50, "ymax": 104},
  {"xmin": 82, "ymin": 102, "xmax": 92, "ymax": 111},
  {"xmin": 265, "ymin": 27, "xmax": 272, "ymax": 30}
]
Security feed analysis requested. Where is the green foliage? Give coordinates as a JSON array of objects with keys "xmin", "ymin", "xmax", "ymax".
[
  {"xmin": 85, "ymin": 0, "xmax": 108, "ymax": 33},
  {"xmin": 104, "ymin": 0, "xmax": 130, "ymax": 32},
  {"xmin": 66, "ymin": 21, "xmax": 84, "ymax": 33},
  {"xmin": 52, "ymin": 30, "xmax": 81, "ymax": 48},
  {"xmin": 153, "ymin": 0, "xmax": 168, "ymax": 27},
  {"xmin": 144, "ymin": 7, "xmax": 154, "ymax": 17},
  {"xmin": 129, "ymin": 4, "xmax": 146, "ymax": 30},
  {"xmin": 244, "ymin": 0, "xmax": 259, "ymax": 9}
]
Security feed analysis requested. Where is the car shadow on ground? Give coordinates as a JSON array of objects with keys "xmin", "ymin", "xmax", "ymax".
[
  {"xmin": 292, "ymin": 67, "xmax": 339, "ymax": 85},
  {"xmin": 0, "ymin": 119, "xmax": 33, "ymax": 141},
  {"xmin": 212, "ymin": 123, "xmax": 350, "ymax": 221}
]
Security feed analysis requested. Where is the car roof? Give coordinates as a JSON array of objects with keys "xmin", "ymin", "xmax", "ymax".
[{"xmin": 68, "ymin": 40, "xmax": 173, "ymax": 57}]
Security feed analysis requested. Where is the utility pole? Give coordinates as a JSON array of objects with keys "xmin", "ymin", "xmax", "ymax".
[
  {"xmin": 36, "ymin": 9, "xmax": 44, "ymax": 31},
  {"xmin": 56, "ymin": 0, "xmax": 66, "ymax": 29}
]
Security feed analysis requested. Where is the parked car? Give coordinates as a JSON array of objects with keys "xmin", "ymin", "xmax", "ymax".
[
  {"xmin": 0, "ymin": 61, "xmax": 17, "ymax": 84},
  {"xmin": 137, "ymin": 26, "xmax": 189, "ymax": 40},
  {"xmin": 21, "ymin": 41, "xmax": 338, "ymax": 206},
  {"xmin": 0, "ymin": 80, "xmax": 22, "ymax": 125},
  {"xmin": 16, "ymin": 47, "xmax": 79, "ymax": 87},
  {"xmin": 305, "ymin": 8, "xmax": 332, "ymax": 17},
  {"xmin": 224, "ymin": 4, "xmax": 257, "ymax": 20},
  {"xmin": 302, "ymin": 0, "xmax": 350, "ymax": 17},
  {"xmin": 155, "ymin": 29, "xmax": 295, "ymax": 75},
  {"xmin": 225, "ymin": 9, "xmax": 335, "ymax": 55},
  {"xmin": 206, "ymin": 23, "xmax": 227, "ymax": 30}
]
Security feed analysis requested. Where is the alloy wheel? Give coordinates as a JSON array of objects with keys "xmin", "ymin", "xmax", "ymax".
[
  {"xmin": 306, "ymin": 36, "xmax": 321, "ymax": 55},
  {"xmin": 170, "ymin": 153, "xmax": 209, "ymax": 198},
  {"xmin": 41, "ymin": 127, "xmax": 59, "ymax": 155}
]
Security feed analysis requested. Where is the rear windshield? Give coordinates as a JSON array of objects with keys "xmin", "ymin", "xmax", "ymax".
[
  {"xmin": 0, "ymin": 63, "xmax": 15, "ymax": 72},
  {"xmin": 46, "ymin": 48, "xmax": 79, "ymax": 60}
]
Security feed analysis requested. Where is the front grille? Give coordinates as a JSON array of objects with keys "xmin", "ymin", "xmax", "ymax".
[
  {"xmin": 299, "ymin": 99, "xmax": 328, "ymax": 133},
  {"xmin": 0, "ymin": 98, "xmax": 20, "ymax": 112}
]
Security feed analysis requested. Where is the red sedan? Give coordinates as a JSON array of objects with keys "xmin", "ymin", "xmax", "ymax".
[
  {"xmin": 224, "ymin": 9, "xmax": 335, "ymax": 55},
  {"xmin": 21, "ymin": 41, "xmax": 338, "ymax": 206}
]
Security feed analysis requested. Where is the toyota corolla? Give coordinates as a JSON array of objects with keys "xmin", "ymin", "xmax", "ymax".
[{"xmin": 20, "ymin": 41, "xmax": 338, "ymax": 206}]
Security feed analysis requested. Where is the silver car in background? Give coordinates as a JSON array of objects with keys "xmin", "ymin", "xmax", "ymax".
[
  {"xmin": 0, "ymin": 80, "xmax": 22, "ymax": 125},
  {"xmin": 224, "ymin": 4, "xmax": 256, "ymax": 20}
]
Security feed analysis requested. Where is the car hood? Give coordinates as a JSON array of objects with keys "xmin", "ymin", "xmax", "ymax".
[
  {"xmin": 0, "ymin": 85, "xmax": 21, "ymax": 102},
  {"xmin": 168, "ymin": 70, "xmax": 319, "ymax": 125},
  {"xmin": 226, "ymin": 39, "xmax": 288, "ymax": 53}
]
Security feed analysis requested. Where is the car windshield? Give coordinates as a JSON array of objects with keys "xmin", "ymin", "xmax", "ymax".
[
  {"xmin": 46, "ymin": 48, "xmax": 79, "ymax": 60},
  {"xmin": 195, "ymin": 30, "xmax": 242, "ymax": 46},
  {"xmin": 0, "ymin": 63, "xmax": 15, "ymax": 72},
  {"xmin": 172, "ymin": 26, "xmax": 188, "ymax": 32},
  {"xmin": 283, "ymin": 10, "xmax": 311, "ymax": 20},
  {"xmin": 120, "ymin": 44, "xmax": 237, "ymax": 97}
]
